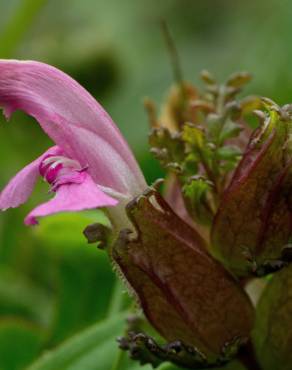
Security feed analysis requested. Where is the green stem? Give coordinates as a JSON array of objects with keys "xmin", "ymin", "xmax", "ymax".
[
  {"xmin": 160, "ymin": 20, "xmax": 188, "ymax": 130},
  {"xmin": 197, "ymin": 148, "xmax": 219, "ymax": 195},
  {"xmin": 0, "ymin": 0, "xmax": 47, "ymax": 57},
  {"xmin": 160, "ymin": 20, "xmax": 184, "ymax": 87},
  {"xmin": 108, "ymin": 278, "xmax": 124, "ymax": 317}
]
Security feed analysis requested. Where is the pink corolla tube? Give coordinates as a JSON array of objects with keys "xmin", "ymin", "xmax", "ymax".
[{"xmin": 0, "ymin": 60, "xmax": 147, "ymax": 225}]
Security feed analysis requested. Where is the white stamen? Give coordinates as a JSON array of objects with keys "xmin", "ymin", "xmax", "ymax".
[
  {"xmin": 98, "ymin": 185, "xmax": 129, "ymax": 200},
  {"xmin": 43, "ymin": 156, "xmax": 82, "ymax": 170}
]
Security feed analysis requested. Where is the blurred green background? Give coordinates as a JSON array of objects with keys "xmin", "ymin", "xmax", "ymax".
[{"xmin": 0, "ymin": 0, "xmax": 291, "ymax": 369}]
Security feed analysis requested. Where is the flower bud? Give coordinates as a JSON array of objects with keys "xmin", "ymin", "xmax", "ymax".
[
  {"xmin": 211, "ymin": 104, "xmax": 292, "ymax": 276},
  {"xmin": 113, "ymin": 189, "xmax": 254, "ymax": 363}
]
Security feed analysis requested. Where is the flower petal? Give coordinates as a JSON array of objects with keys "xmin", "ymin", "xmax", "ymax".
[
  {"xmin": 0, "ymin": 146, "xmax": 61, "ymax": 210},
  {"xmin": 24, "ymin": 172, "xmax": 118, "ymax": 225},
  {"xmin": 0, "ymin": 59, "xmax": 146, "ymax": 196}
]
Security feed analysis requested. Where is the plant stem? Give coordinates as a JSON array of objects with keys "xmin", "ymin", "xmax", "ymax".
[
  {"xmin": 160, "ymin": 20, "xmax": 188, "ymax": 131},
  {"xmin": 160, "ymin": 20, "xmax": 184, "ymax": 87},
  {"xmin": 108, "ymin": 278, "xmax": 124, "ymax": 317}
]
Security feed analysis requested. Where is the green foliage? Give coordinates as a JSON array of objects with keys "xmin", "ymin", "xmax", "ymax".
[
  {"xmin": 27, "ymin": 311, "xmax": 246, "ymax": 370},
  {"xmin": 34, "ymin": 211, "xmax": 110, "ymax": 250},
  {"xmin": 148, "ymin": 70, "xmax": 258, "ymax": 231},
  {"xmin": 157, "ymin": 360, "xmax": 246, "ymax": 370},
  {"xmin": 1, "ymin": 0, "xmax": 292, "ymax": 369},
  {"xmin": 26, "ymin": 315, "xmax": 126, "ymax": 370},
  {"xmin": 182, "ymin": 176, "xmax": 213, "ymax": 224},
  {"xmin": 0, "ymin": 319, "xmax": 43, "ymax": 370},
  {"xmin": 0, "ymin": 266, "xmax": 53, "ymax": 326},
  {"xmin": 182, "ymin": 123, "xmax": 204, "ymax": 149},
  {"xmin": 149, "ymin": 128, "xmax": 185, "ymax": 172},
  {"xmin": 0, "ymin": 210, "xmax": 120, "ymax": 368}
]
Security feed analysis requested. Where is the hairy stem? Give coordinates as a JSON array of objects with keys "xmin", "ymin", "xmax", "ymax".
[{"xmin": 108, "ymin": 278, "xmax": 125, "ymax": 317}]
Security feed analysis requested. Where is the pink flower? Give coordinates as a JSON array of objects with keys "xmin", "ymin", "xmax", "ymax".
[{"xmin": 0, "ymin": 60, "xmax": 146, "ymax": 225}]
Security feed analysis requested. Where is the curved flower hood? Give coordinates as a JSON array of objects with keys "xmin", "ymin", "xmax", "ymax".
[{"xmin": 0, "ymin": 60, "xmax": 147, "ymax": 224}]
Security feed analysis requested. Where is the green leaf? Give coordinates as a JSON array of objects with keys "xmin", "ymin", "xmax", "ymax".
[
  {"xmin": 34, "ymin": 211, "xmax": 110, "ymax": 252},
  {"xmin": 216, "ymin": 146, "xmax": 241, "ymax": 161},
  {"xmin": 216, "ymin": 146, "xmax": 242, "ymax": 173},
  {"xmin": 226, "ymin": 72, "xmax": 252, "ymax": 88},
  {"xmin": 182, "ymin": 123, "xmax": 204, "ymax": 149},
  {"xmin": 156, "ymin": 359, "xmax": 246, "ymax": 370},
  {"xmin": 253, "ymin": 265, "xmax": 292, "ymax": 370},
  {"xmin": 0, "ymin": 267, "xmax": 53, "ymax": 327},
  {"xmin": 149, "ymin": 127, "xmax": 185, "ymax": 171},
  {"xmin": 26, "ymin": 315, "xmax": 126, "ymax": 370},
  {"xmin": 206, "ymin": 114, "xmax": 223, "ymax": 141},
  {"xmin": 0, "ymin": 319, "xmax": 43, "ymax": 370},
  {"xmin": 31, "ymin": 211, "xmax": 116, "ymax": 345},
  {"xmin": 157, "ymin": 363, "xmax": 183, "ymax": 370},
  {"xmin": 217, "ymin": 120, "xmax": 242, "ymax": 145},
  {"xmin": 181, "ymin": 123, "xmax": 214, "ymax": 178},
  {"xmin": 128, "ymin": 364, "xmax": 152, "ymax": 370},
  {"xmin": 239, "ymin": 96, "xmax": 262, "ymax": 115},
  {"xmin": 47, "ymin": 249, "xmax": 115, "ymax": 345},
  {"xmin": 182, "ymin": 176, "xmax": 213, "ymax": 224},
  {"xmin": 183, "ymin": 177, "xmax": 210, "ymax": 203}
]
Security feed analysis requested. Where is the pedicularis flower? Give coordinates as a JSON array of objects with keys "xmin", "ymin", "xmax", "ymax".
[
  {"xmin": 0, "ymin": 60, "xmax": 146, "ymax": 225},
  {"xmin": 6, "ymin": 60, "xmax": 288, "ymax": 369}
]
